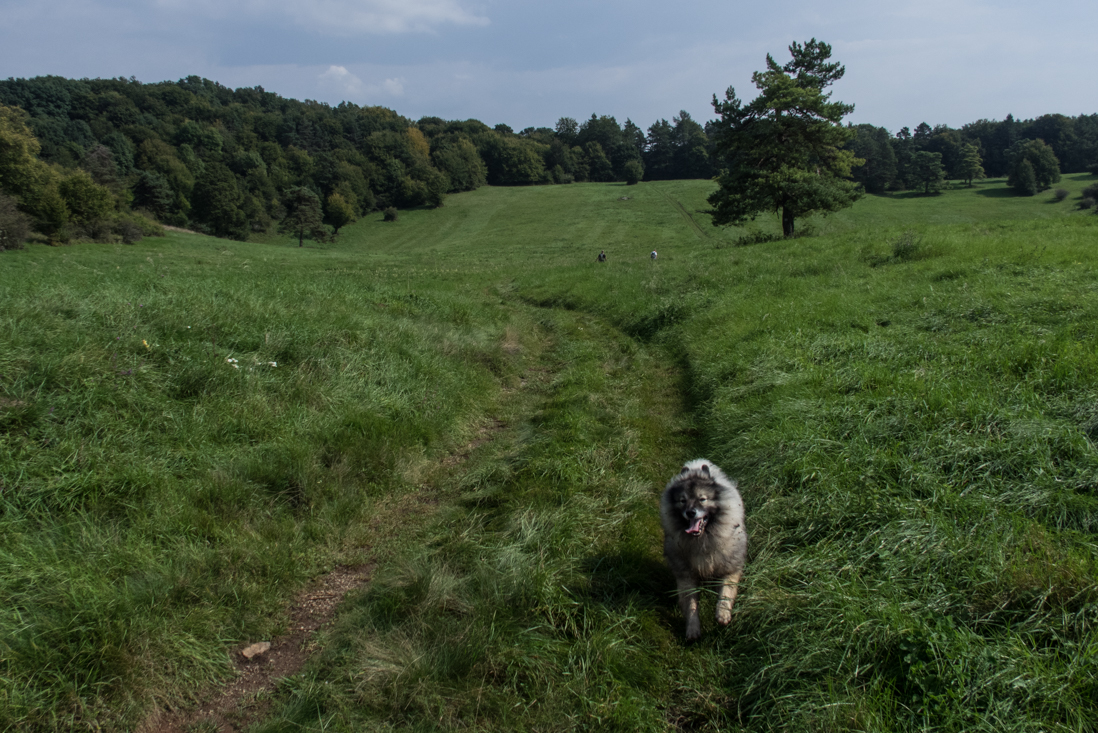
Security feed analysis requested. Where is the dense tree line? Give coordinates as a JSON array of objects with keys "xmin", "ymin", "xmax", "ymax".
[
  {"xmin": 848, "ymin": 113, "xmax": 1098, "ymax": 195},
  {"xmin": 0, "ymin": 75, "xmax": 722, "ymax": 243},
  {"xmin": 2, "ymin": 73, "xmax": 1097, "ymax": 245}
]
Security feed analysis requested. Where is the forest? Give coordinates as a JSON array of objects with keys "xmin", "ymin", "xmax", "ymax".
[{"xmin": 1, "ymin": 73, "xmax": 1097, "ymax": 247}]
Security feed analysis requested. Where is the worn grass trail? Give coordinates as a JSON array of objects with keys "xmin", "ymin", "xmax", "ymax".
[{"xmin": 249, "ymin": 294, "xmax": 717, "ymax": 732}]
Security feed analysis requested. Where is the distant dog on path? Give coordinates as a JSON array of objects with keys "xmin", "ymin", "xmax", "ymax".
[
  {"xmin": 660, "ymin": 459, "xmax": 747, "ymax": 640},
  {"xmin": 598, "ymin": 250, "xmax": 606, "ymax": 262},
  {"xmin": 650, "ymin": 250, "xmax": 658, "ymax": 260}
]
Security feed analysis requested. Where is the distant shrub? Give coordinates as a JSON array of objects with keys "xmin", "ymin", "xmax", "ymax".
[
  {"xmin": 67, "ymin": 212, "xmax": 164, "ymax": 244},
  {"xmin": 623, "ymin": 160, "xmax": 644, "ymax": 186},
  {"xmin": 736, "ymin": 231, "xmax": 782, "ymax": 246},
  {"xmin": 864, "ymin": 230, "xmax": 935, "ymax": 267},
  {"xmin": 792, "ymin": 222, "xmax": 818, "ymax": 239},
  {"xmin": 1052, "ymin": 188, "xmax": 1069, "ymax": 202},
  {"xmin": 117, "ymin": 220, "xmax": 144, "ymax": 244},
  {"xmin": 118, "ymin": 211, "xmax": 164, "ymax": 238},
  {"xmin": 76, "ymin": 218, "xmax": 114, "ymax": 242},
  {"xmin": 1079, "ymin": 197, "xmax": 1096, "ymax": 210},
  {"xmin": 1082, "ymin": 183, "xmax": 1098, "ymax": 200},
  {"xmin": 1088, "ymin": 162, "xmax": 1098, "ymax": 176},
  {"xmin": 891, "ymin": 230, "xmax": 924, "ymax": 261},
  {"xmin": 383, "ymin": 206, "xmax": 399, "ymax": 222}
]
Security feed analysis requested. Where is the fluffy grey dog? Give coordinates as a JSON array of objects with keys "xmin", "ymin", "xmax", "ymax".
[{"xmin": 660, "ymin": 459, "xmax": 747, "ymax": 640}]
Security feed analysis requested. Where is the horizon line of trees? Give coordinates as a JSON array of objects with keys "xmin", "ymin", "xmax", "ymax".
[
  {"xmin": 1, "ymin": 74, "xmax": 1096, "ymax": 247},
  {"xmin": 848, "ymin": 114, "xmax": 1098, "ymax": 195}
]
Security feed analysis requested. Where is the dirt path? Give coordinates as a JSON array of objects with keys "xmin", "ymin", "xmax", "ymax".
[
  {"xmin": 142, "ymin": 300, "xmax": 689, "ymax": 732},
  {"xmin": 144, "ymin": 565, "xmax": 373, "ymax": 733},
  {"xmin": 140, "ymin": 383, "xmax": 518, "ymax": 732}
]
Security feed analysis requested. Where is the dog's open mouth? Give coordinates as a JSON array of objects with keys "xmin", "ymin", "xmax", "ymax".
[{"xmin": 685, "ymin": 516, "xmax": 708, "ymax": 536}]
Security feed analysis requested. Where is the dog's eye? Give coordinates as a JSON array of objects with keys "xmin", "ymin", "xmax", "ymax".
[{"xmin": 697, "ymin": 496, "xmax": 709, "ymax": 503}]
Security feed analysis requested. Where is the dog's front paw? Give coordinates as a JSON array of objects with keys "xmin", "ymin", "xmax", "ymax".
[
  {"xmin": 716, "ymin": 604, "xmax": 732, "ymax": 626},
  {"xmin": 686, "ymin": 617, "xmax": 702, "ymax": 640}
]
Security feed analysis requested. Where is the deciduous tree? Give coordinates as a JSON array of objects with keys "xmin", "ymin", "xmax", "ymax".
[
  {"xmin": 0, "ymin": 103, "xmax": 69, "ymax": 237},
  {"xmin": 848, "ymin": 124, "xmax": 897, "ymax": 193},
  {"xmin": 431, "ymin": 136, "xmax": 486, "ymax": 192},
  {"xmin": 480, "ymin": 135, "xmax": 546, "ymax": 185},
  {"xmin": 957, "ymin": 143, "xmax": 986, "ymax": 187},
  {"xmin": 279, "ymin": 186, "xmax": 328, "ymax": 246},
  {"xmin": 58, "ymin": 169, "xmax": 114, "ymax": 227},
  {"xmin": 325, "ymin": 192, "xmax": 356, "ymax": 235},
  {"xmin": 0, "ymin": 192, "xmax": 30, "ymax": 250},
  {"xmin": 910, "ymin": 150, "xmax": 946, "ymax": 194},
  {"xmin": 191, "ymin": 162, "xmax": 247, "ymax": 240},
  {"xmin": 707, "ymin": 39, "xmax": 862, "ymax": 237},
  {"xmin": 582, "ymin": 141, "xmax": 614, "ymax": 182},
  {"xmin": 1007, "ymin": 139, "xmax": 1060, "ymax": 193},
  {"xmin": 132, "ymin": 170, "xmax": 173, "ymax": 218},
  {"xmin": 554, "ymin": 117, "xmax": 578, "ymax": 145},
  {"xmin": 1014, "ymin": 159, "xmax": 1038, "ymax": 196}
]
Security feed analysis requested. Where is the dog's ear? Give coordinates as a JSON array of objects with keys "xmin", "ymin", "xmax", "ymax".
[
  {"xmin": 680, "ymin": 465, "xmax": 690, "ymax": 474},
  {"xmin": 700, "ymin": 464, "xmax": 710, "ymax": 476}
]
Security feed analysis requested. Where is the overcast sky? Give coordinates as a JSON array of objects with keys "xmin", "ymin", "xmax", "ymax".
[{"xmin": 1, "ymin": 0, "xmax": 1093, "ymax": 133}]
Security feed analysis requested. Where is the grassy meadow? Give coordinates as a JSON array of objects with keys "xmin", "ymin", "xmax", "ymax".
[{"xmin": 2, "ymin": 174, "xmax": 1098, "ymax": 731}]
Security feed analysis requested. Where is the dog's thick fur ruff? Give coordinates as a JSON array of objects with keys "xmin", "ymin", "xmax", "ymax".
[{"xmin": 660, "ymin": 459, "xmax": 747, "ymax": 640}]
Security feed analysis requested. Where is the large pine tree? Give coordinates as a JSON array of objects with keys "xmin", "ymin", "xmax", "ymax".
[{"xmin": 707, "ymin": 39, "xmax": 862, "ymax": 237}]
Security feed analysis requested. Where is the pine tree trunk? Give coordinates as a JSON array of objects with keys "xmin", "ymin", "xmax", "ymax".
[{"xmin": 782, "ymin": 208, "xmax": 795, "ymax": 238}]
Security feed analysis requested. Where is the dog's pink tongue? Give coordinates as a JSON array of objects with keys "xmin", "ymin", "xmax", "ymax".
[{"xmin": 686, "ymin": 518, "xmax": 705, "ymax": 535}]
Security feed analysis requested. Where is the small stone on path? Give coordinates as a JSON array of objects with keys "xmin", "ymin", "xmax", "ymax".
[{"xmin": 241, "ymin": 642, "xmax": 271, "ymax": 660}]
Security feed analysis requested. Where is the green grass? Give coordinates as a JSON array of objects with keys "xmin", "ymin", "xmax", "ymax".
[
  {"xmin": 0, "ymin": 236, "xmax": 517, "ymax": 729},
  {"xmin": 2, "ymin": 175, "xmax": 1098, "ymax": 731}
]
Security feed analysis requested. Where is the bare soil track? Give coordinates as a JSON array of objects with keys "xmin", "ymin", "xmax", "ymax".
[
  {"xmin": 145, "ymin": 564, "xmax": 373, "ymax": 733},
  {"xmin": 142, "ymin": 413, "xmax": 514, "ymax": 733}
]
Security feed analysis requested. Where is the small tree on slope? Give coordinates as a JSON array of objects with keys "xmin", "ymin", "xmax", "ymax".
[{"xmin": 279, "ymin": 187, "xmax": 328, "ymax": 247}]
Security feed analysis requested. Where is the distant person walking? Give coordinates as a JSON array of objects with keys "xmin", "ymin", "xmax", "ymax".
[
  {"xmin": 597, "ymin": 250, "xmax": 606, "ymax": 262},
  {"xmin": 650, "ymin": 250, "xmax": 658, "ymax": 261}
]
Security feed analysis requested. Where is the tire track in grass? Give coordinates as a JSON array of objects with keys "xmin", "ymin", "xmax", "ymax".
[{"xmin": 654, "ymin": 184, "xmax": 710, "ymax": 240}]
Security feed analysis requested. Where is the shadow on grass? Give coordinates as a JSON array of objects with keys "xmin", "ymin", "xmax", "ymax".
[
  {"xmin": 975, "ymin": 186, "xmax": 1021, "ymax": 198},
  {"xmin": 582, "ymin": 550, "xmax": 677, "ymax": 620},
  {"xmin": 890, "ymin": 190, "xmax": 942, "ymax": 199}
]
